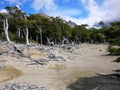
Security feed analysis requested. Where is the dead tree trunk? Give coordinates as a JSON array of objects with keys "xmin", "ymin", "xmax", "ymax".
[
  {"xmin": 18, "ymin": 28, "xmax": 21, "ymax": 37},
  {"xmin": 47, "ymin": 37, "xmax": 54, "ymax": 46},
  {"xmin": 24, "ymin": 15, "xmax": 29, "ymax": 45},
  {"xmin": 25, "ymin": 27, "xmax": 29, "ymax": 45},
  {"xmin": 36, "ymin": 25, "xmax": 42, "ymax": 45},
  {"xmin": 3, "ymin": 18, "xmax": 10, "ymax": 42},
  {"xmin": 39, "ymin": 28, "xmax": 42, "ymax": 45},
  {"xmin": 62, "ymin": 36, "xmax": 70, "ymax": 45}
]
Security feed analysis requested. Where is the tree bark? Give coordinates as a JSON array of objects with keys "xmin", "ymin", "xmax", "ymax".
[
  {"xmin": 18, "ymin": 28, "xmax": 21, "ymax": 37},
  {"xmin": 36, "ymin": 25, "xmax": 42, "ymax": 45},
  {"xmin": 24, "ymin": 15, "xmax": 29, "ymax": 45},
  {"xmin": 25, "ymin": 26, "xmax": 29, "ymax": 45},
  {"xmin": 3, "ymin": 18, "xmax": 10, "ymax": 42},
  {"xmin": 39, "ymin": 28, "xmax": 42, "ymax": 45}
]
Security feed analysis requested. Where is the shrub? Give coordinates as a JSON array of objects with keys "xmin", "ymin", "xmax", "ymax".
[
  {"xmin": 114, "ymin": 57, "xmax": 120, "ymax": 63},
  {"xmin": 108, "ymin": 45, "xmax": 120, "ymax": 55}
]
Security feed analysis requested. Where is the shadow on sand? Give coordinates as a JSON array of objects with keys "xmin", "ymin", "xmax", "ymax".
[{"xmin": 67, "ymin": 74, "xmax": 120, "ymax": 90}]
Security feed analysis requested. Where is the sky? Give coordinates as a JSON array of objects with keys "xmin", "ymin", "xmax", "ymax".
[{"xmin": 0, "ymin": 0, "xmax": 120, "ymax": 27}]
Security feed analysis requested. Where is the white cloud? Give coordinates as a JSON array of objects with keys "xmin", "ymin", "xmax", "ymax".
[
  {"xmin": 15, "ymin": 5, "xmax": 21, "ymax": 9},
  {"xmin": 103, "ymin": 0, "xmax": 120, "ymax": 21},
  {"xmin": 0, "ymin": 9, "xmax": 8, "ymax": 14},
  {"xmin": 31, "ymin": 0, "xmax": 120, "ymax": 27},
  {"xmin": 31, "ymin": 0, "xmax": 82, "ymax": 21},
  {"xmin": 31, "ymin": 0, "xmax": 82, "ymax": 24},
  {"xmin": 31, "ymin": 0, "xmax": 56, "ymax": 11},
  {"xmin": 76, "ymin": 0, "xmax": 120, "ymax": 27}
]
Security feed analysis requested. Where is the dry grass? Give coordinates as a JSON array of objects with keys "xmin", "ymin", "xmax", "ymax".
[
  {"xmin": 47, "ymin": 63, "xmax": 66, "ymax": 71},
  {"xmin": 0, "ymin": 66, "xmax": 22, "ymax": 82},
  {"xmin": 29, "ymin": 51, "xmax": 44, "ymax": 59}
]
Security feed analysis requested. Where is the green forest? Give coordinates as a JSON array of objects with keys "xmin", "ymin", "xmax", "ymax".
[{"xmin": 0, "ymin": 6, "xmax": 120, "ymax": 57}]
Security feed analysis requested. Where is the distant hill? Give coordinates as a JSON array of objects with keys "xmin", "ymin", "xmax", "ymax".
[
  {"xmin": 68, "ymin": 20, "xmax": 77, "ymax": 28},
  {"xmin": 39, "ymin": 12, "xmax": 51, "ymax": 20}
]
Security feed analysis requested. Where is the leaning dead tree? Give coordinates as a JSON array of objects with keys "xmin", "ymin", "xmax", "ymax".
[{"xmin": 47, "ymin": 37, "xmax": 55, "ymax": 46}]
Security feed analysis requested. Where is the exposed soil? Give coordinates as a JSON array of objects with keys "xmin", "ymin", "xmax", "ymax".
[
  {"xmin": 0, "ymin": 66, "xmax": 22, "ymax": 83},
  {"xmin": 0, "ymin": 44, "xmax": 120, "ymax": 90}
]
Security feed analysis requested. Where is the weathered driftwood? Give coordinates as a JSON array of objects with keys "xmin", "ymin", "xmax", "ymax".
[
  {"xmin": 1, "ymin": 42, "xmax": 73, "ymax": 65},
  {"xmin": 47, "ymin": 49, "xmax": 65, "ymax": 61},
  {"xmin": 5, "ymin": 42, "xmax": 32, "ymax": 59},
  {"xmin": 1, "ymin": 82, "xmax": 46, "ymax": 90},
  {"xmin": 27, "ymin": 58, "xmax": 48, "ymax": 65},
  {"xmin": 47, "ymin": 37, "xmax": 55, "ymax": 46}
]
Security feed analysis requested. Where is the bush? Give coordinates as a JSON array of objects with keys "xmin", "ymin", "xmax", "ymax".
[
  {"xmin": 114, "ymin": 57, "xmax": 120, "ymax": 63},
  {"xmin": 114, "ymin": 57, "xmax": 120, "ymax": 75},
  {"xmin": 108, "ymin": 45, "xmax": 120, "ymax": 55}
]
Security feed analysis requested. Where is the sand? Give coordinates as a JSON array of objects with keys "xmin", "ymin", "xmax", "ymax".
[{"xmin": 0, "ymin": 44, "xmax": 120, "ymax": 90}]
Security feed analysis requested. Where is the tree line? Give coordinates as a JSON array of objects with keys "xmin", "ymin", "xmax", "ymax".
[{"xmin": 0, "ymin": 6, "xmax": 120, "ymax": 47}]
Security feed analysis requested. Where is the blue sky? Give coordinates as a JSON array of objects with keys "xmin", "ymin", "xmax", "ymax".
[{"xmin": 0, "ymin": 0, "xmax": 120, "ymax": 27}]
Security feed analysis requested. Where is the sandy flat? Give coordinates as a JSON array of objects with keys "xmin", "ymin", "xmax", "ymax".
[{"xmin": 0, "ymin": 44, "xmax": 120, "ymax": 90}]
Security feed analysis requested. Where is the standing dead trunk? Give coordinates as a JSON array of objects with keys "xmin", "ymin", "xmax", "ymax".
[
  {"xmin": 36, "ymin": 25, "xmax": 42, "ymax": 45},
  {"xmin": 47, "ymin": 37, "xmax": 51, "ymax": 45},
  {"xmin": 18, "ymin": 28, "xmax": 21, "ymax": 37},
  {"xmin": 24, "ymin": 15, "xmax": 29, "ymax": 45},
  {"xmin": 3, "ymin": 18, "xmax": 10, "ymax": 42},
  {"xmin": 25, "ymin": 27, "xmax": 29, "ymax": 45},
  {"xmin": 39, "ymin": 28, "xmax": 42, "ymax": 45},
  {"xmin": 62, "ymin": 36, "xmax": 69, "ymax": 45}
]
